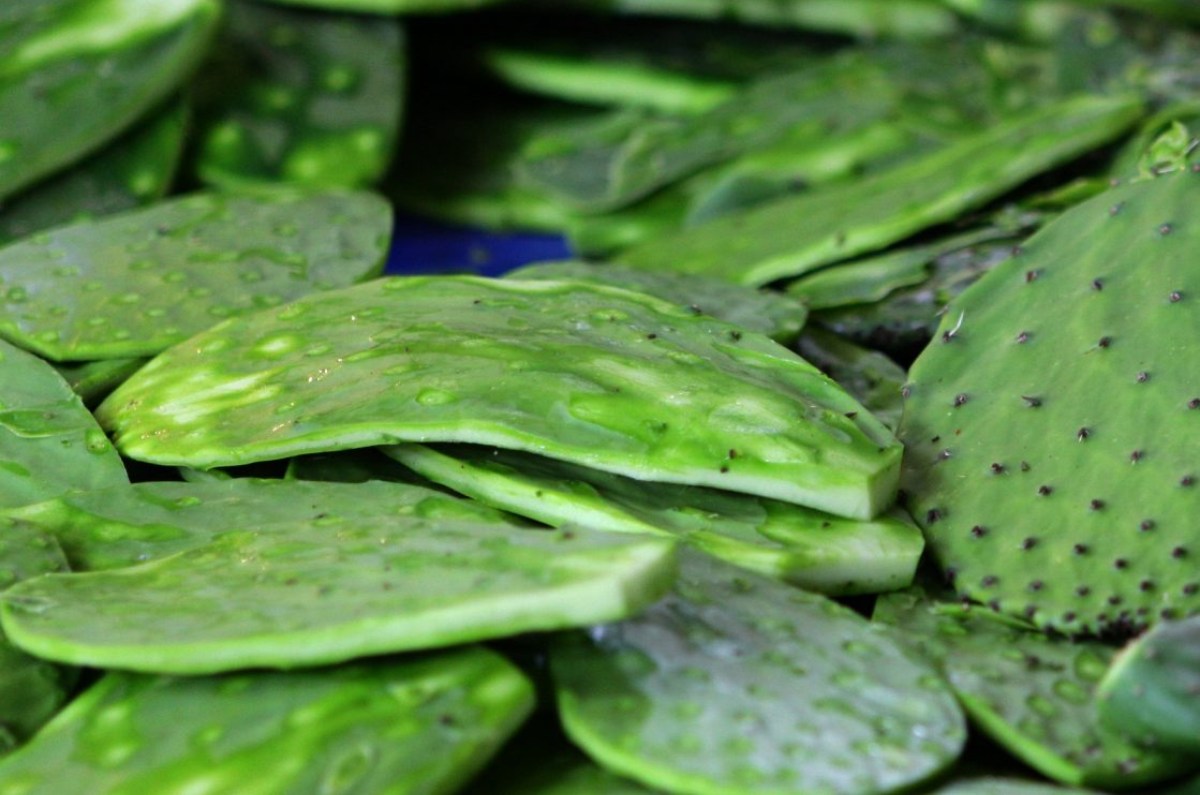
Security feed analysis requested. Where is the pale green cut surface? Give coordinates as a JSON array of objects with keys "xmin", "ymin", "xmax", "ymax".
[
  {"xmin": 98, "ymin": 275, "xmax": 902, "ymax": 519},
  {"xmin": 386, "ymin": 443, "xmax": 922, "ymax": 595},
  {"xmin": 0, "ymin": 517, "xmax": 677, "ymax": 673},
  {"xmin": 0, "ymin": 189, "xmax": 392, "ymax": 361},
  {"xmin": 0, "ymin": 646, "xmax": 535, "ymax": 795},
  {"xmin": 0, "ymin": 338, "xmax": 128, "ymax": 511},
  {"xmin": 551, "ymin": 551, "xmax": 966, "ymax": 795}
]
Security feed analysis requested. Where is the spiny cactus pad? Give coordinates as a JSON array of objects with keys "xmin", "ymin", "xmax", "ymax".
[
  {"xmin": 873, "ymin": 590, "xmax": 1192, "ymax": 789},
  {"xmin": 0, "ymin": 190, "xmax": 392, "ymax": 361},
  {"xmin": 0, "ymin": 338, "xmax": 128, "ymax": 511},
  {"xmin": 550, "ymin": 550, "xmax": 965, "ymax": 795},
  {"xmin": 97, "ymin": 275, "xmax": 902, "ymax": 519},
  {"xmin": 0, "ymin": 516, "xmax": 676, "ymax": 673},
  {"xmin": 0, "ymin": 646, "xmax": 534, "ymax": 794},
  {"xmin": 899, "ymin": 167, "xmax": 1200, "ymax": 635},
  {"xmin": 386, "ymin": 442, "xmax": 922, "ymax": 595}
]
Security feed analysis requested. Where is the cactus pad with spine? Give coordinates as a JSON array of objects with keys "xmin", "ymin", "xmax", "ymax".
[
  {"xmin": 97, "ymin": 275, "xmax": 902, "ymax": 520},
  {"xmin": 550, "ymin": 550, "xmax": 965, "ymax": 795},
  {"xmin": 899, "ymin": 166, "xmax": 1200, "ymax": 635}
]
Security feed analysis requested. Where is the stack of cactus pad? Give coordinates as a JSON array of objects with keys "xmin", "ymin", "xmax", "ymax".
[{"xmin": 0, "ymin": 0, "xmax": 1199, "ymax": 793}]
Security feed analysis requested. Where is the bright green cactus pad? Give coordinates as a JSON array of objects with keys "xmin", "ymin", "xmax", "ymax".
[
  {"xmin": 97, "ymin": 275, "xmax": 902, "ymax": 520},
  {"xmin": 550, "ymin": 550, "xmax": 965, "ymax": 795},
  {"xmin": 0, "ymin": 646, "xmax": 534, "ymax": 794},
  {"xmin": 386, "ymin": 442, "xmax": 922, "ymax": 595},
  {"xmin": 873, "ymin": 590, "xmax": 1192, "ymax": 789},
  {"xmin": 899, "ymin": 167, "xmax": 1200, "ymax": 635},
  {"xmin": 1097, "ymin": 615, "xmax": 1200, "ymax": 751},
  {"xmin": 10, "ymin": 477, "xmax": 519, "ymax": 571},
  {"xmin": 193, "ymin": 0, "xmax": 404, "ymax": 189},
  {"xmin": 0, "ymin": 338, "xmax": 128, "ymax": 511},
  {"xmin": 0, "ymin": 515, "xmax": 676, "ymax": 673},
  {"xmin": 0, "ymin": 189, "xmax": 392, "ymax": 362}
]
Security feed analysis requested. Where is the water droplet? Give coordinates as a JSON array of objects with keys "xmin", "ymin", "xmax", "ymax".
[{"xmin": 416, "ymin": 389, "xmax": 457, "ymax": 406}]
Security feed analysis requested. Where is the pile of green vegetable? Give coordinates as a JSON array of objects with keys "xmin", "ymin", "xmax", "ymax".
[{"xmin": 1, "ymin": 0, "xmax": 1199, "ymax": 792}]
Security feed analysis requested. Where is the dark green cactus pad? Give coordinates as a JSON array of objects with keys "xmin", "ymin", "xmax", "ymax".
[
  {"xmin": 899, "ymin": 167, "xmax": 1200, "ymax": 635},
  {"xmin": 0, "ymin": 646, "xmax": 534, "ymax": 794},
  {"xmin": 0, "ymin": 99, "xmax": 187, "ymax": 246},
  {"xmin": 0, "ymin": 189, "xmax": 392, "ymax": 361},
  {"xmin": 873, "ymin": 590, "xmax": 1193, "ymax": 789},
  {"xmin": 796, "ymin": 328, "xmax": 908, "ymax": 432},
  {"xmin": 0, "ymin": 338, "xmax": 127, "ymax": 511},
  {"xmin": 784, "ymin": 243, "xmax": 933, "ymax": 311},
  {"xmin": 386, "ymin": 442, "xmax": 922, "ymax": 595},
  {"xmin": 285, "ymin": 447, "xmax": 427, "ymax": 483},
  {"xmin": 97, "ymin": 276, "xmax": 902, "ymax": 520},
  {"xmin": 192, "ymin": 0, "xmax": 404, "ymax": 189},
  {"xmin": 9, "ymin": 477, "xmax": 519, "ymax": 571},
  {"xmin": 506, "ymin": 260, "xmax": 808, "ymax": 342},
  {"xmin": 51, "ymin": 358, "xmax": 146, "ymax": 407},
  {"xmin": 0, "ymin": 0, "xmax": 218, "ymax": 202},
  {"xmin": 1097, "ymin": 615, "xmax": 1200, "ymax": 751},
  {"xmin": 616, "ymin": 94, "xmax": 1142, "ymax": 286},
  {"xmin": 550, "ymin": 550, "xmax": 965, "ymax": 795},
  {"xmin": 0, "ymin": 516, "xmax": 677, "ymax": 673}
]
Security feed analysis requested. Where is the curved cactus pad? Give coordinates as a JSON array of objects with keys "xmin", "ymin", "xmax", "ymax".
[
  {"xmin": 873, "ymin": 590, "xmax": 1192, "ymax": 789},
  {"xmin": 10, "ymin": 477, "xmax": 520, "ymax": 571},
  {"xmin": 0, "ymin": 189, "xmax": 392, "ymax": 361},
  {"xmin": 0, "ymin": 338, "xmax": 127, "ymax": 511},
  {"xmin": 550, "ymin": 551, "xmax": 965, "ymax": 795},
  {"xmin": 97, "ymin": 275, "xmax": 901, "ymax": 519},
  {"xmin": 0, "ymin": 517, "xmax": 676, "ymax": 673},
  {"xmin": 386, "ymin": 443, "xmax": 921, "ymax": 595},
  {"xmin": 899, "ymin": 168, "xmax": 1200, "ymax": 635},
  {"xmin": 1097, "ymin": 615, "xmax": 1200, "ymax": 751},
  {"xmin": 51, "ymin": 357, "xmax": 146, "ymax": 407},
  {"xmin": 0, "ymin": 646, "xmax": 534, "ymax": 794}
]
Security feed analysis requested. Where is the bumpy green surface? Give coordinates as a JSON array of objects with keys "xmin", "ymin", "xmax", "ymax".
[
  {"xmin": 386, "ymin": 442, "xmax": 922, "ymax": 595},
  {"xmin": 899, "ymin": 167, "xmax": 1200, "ymax": 635},
  {"xmin": 617, "ymin": 94, "xmax": 1142, "ymax": 285},
  {"xmin": 1097, "ymin": 615, "xmax": 1200, "ymax": 751},
  {"xmin": 0, "ymin": 99, "xmax": 187, "ymax": 246},
  {"xmin": 10, "ymin": 477, "xmax": 519, "ymax": 571},
  {"xmin": 98, "ymin": 276, "xmax": 902, "ymax": 519},
  {"xmin": 873, "ymin": 590, "xmax": 1191, "ymax": 789},
  {"xmin": 0, "ymin": 646, "xmax": 534, "ymax": 794},
  {"xmin": 193, "ymin": 0, "xmax": 404, "ymax": 189},
  {"xmin": 51, "ymin": 358, "xmax": 146, "ymax": 407},
  {"xmin": 0, "ymin": 339, "xmax": 127, "ymax": 511},
  {"xmin": 796, "ymin": 328, "xmax": 908, "ymax": 432},
  {"xmin": 1, "ymin": 516, "xmax": 676, "ymax": 673},
  {"xmin": 0, "ymin": 0, "xmax": 218, "ymax": 202},
  {"xmin": 551, "ymin": 551, "xmax": 965, "ymax": 795},
  {"xmin": 507, "ymin": 260, "xmax": 808, "ymax": 342},
  {"xmin": 0, "ymin": 190, "xmax": 392, "ymax": 361}
]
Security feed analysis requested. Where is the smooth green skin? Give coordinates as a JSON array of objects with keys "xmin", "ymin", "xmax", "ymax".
[
  {"xmin": 0, "ymin": 339, "xmax": 128, "ymax": 511},
  {"xmin": 192, "ymin": 0, "xmax": 404, "ymax": 190},
  {"xmin": 0, "ymin": 189, "xmax": 393, "ymax": 362},
  {"xmin": 98, "ymin": 276, "xmax": 902, "ymax": 520},
  {"xmin": 515, "ymin": 56, "xmax": 897, "ymax": 214},
  {"xmin": 796, "ymin": 328, "xmax": 908, "ymax": 432},
  {"xmin": 384, "ymin": 442, "xmax": 923, "ymax": 595},
  {"xmin": 0, "ymin": 98, "xmax": 187, "ymax": 246},
  {"xmin": 899, "ymin": 168, "xmax": 1200, "ymax": 636},
  {"xmin": 0, "ymin": 516, "xmax": 677, "ymax": 673},
  {"xmin": 0, "ymin": 646, "xmax": 535, "ymax": 795},
  {"xmin": 873, "ymin": 591, "xmax": 1191, "ymax": 789},
  {"xmin": 51, "ymin": 357, "xmax": 146, "ymax": 407},
  {"xmin": 0, "ymin": 0, "xmax": 218, "ymax": 202},
  {"xmin": 617, "ymin": 93, "xmax": 1143, "ymax": 286},
  {"xmin": 506, "ymin": 260, "xmax": 808, "ymax": 343},
  {"xmin": 551, "ymin": 550, "xmax": 966, "ymax": 795},
  {"xmin": 9, "ymin": 477, "xmax": 520, "ymax": 571},
  {"xmin": 1097, "ymin": 616, "xmax": 1200, "ymax": 751}
]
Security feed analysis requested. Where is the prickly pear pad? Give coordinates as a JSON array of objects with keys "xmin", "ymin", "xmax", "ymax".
[
  {"xmin": 900, "ymin": 168, "xmax": 1200, "ymax": 635},
  {"xmin": 0, "ymin": 517, "xmax": 676, "ymax": 673},
  {"xmin": 387, "ymin": 442, "xmax": 922, "ymax": 595},
  {"xmin": 550, "ymin": 551, "xmax": 965, "ymax": 795},
  {"xmin": 0, "ymin": 647, "xmax": 534, "ymax": 795},
  {"xmin": 0, "ymin": 190, "xmax": 392, "ymax": 361},
  {"xmin": 98, "ymin": 276, "xmax": 902, "ymax": 519}
]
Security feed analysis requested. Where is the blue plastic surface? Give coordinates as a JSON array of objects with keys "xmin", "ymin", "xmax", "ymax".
[{"xmin": 385, "ymin": 214, "xmax": 572, "ymax": 277}]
